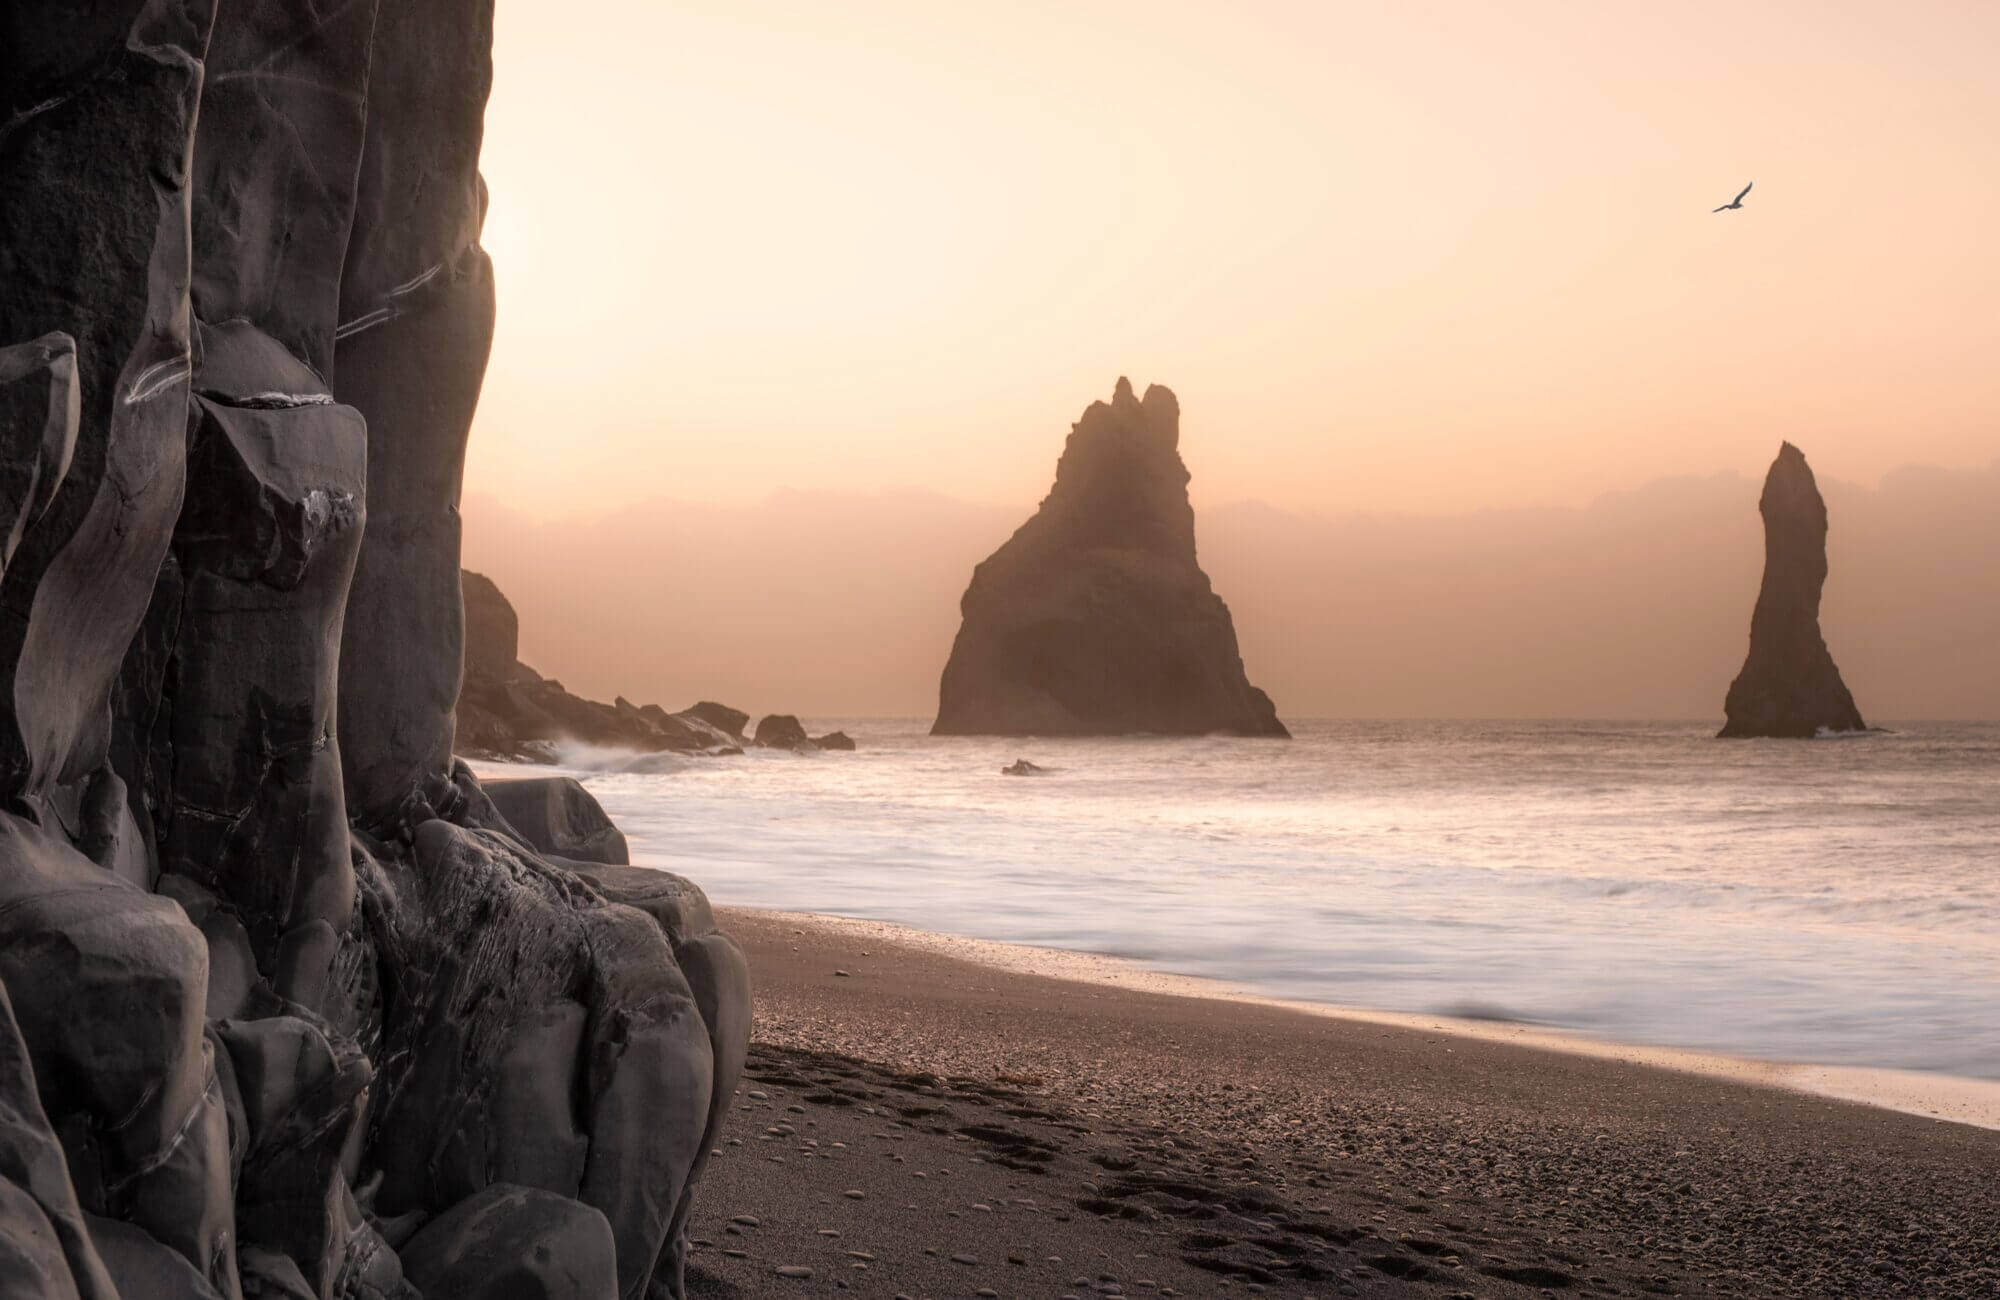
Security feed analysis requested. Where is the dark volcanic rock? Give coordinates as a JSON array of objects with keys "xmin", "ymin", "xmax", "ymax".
[
  {"xmin": 333, "ymin": 0, "xmax": 498, "ymax": 833},
  {"xmin": 753, "ymin": 713, "xmax": 810, "ymax": 749},
  {"xmin": 455, "ymin": 568, "xmax": 834, "ymax": 763},
  {"xmin": 1719, "ymin": 443, "xmax": 1866, "ymax": 738},
  {"xmin": 682, "ymin": 701, "xmax": 749, "ymax": 741},
  {"xmin": 485, "ymin": 777, "xmax": 631, "ymax": 865},
  {"xmin": 461, "ymin": 569, "xmax": 520, "ymax": 683},
  {"xmin": 933, "ymin": 378, "xmax": 1287, "ymax": 737},
  {"xmin": 401, "ymin": 1183, "xmax": 618, "ymax": 1300},
  {"xmin": 0, "ymin": 4, "xmax": 747, "ymax": 1298},
  {"xmin": 0, "ymin": 0, "xmax": 208, "ymax": 797}
]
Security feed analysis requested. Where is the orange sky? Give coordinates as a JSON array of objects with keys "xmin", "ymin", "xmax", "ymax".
[{"xmin": 470, "ymin": 1, "xmax": 1998, "ymax": 519}]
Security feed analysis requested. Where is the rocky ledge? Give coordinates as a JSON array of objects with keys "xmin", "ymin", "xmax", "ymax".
[
  {"xmin": 0, "ymin": 7, "xmax": 745, "ymax": 1298},
  {"xmin": 1719, "ymin": 443, "xmax": 1867, "ymax": 738},
  {"xmin": 933, "ymin": 378, "xmax": 1287, "ymax": 737},
  {"xmin": 456, "ymin": 569, "xmax": 853, "ymax": 759}
]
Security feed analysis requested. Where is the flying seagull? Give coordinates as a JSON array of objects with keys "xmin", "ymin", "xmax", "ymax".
[{"xmin": 1712, "ymin": 182, "xmax": 1752, "ymax": 212}]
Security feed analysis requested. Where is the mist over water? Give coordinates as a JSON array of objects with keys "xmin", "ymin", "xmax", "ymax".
[{"xmin": 496, "ymin": 721, "xmax": 2000, "ymax": 1080}]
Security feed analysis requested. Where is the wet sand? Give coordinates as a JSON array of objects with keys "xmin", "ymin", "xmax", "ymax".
[{"xmin": 690, "ymin": 907, "xmax": 2000, "ymax": 1299}]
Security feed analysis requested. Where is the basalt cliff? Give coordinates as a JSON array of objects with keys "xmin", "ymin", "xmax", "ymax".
[
  {"xmin": 933, "ymin": 378, "xmax": 1287, "ymax": 737},
  {"xmin": 1719, "ymin": 443, "xmax": 1866, "ymax": 738},
  {"xmin": 0, "ymin": 7, "xmax": 746, "ymax": 1299}
]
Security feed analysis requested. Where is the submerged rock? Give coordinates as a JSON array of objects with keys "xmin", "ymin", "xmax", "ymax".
[
  {"xmin": 933, "ymin": 378, "xmax": 1287, "ymax": 738},
  {"xmin": 1719, "ymin": 443, "xmax": 1866, "ymax": 738},
  {"xmin": 1001, "ymin": 759, "xmax": 1047, "ymax": 776}
]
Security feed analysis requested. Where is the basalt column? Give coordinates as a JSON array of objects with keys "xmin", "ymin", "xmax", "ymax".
[{"xmin": 333, "ymin": 0, "xmax": 498, "ymax": 833}]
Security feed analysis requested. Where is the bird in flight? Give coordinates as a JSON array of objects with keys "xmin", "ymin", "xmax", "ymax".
[{"xmin": 1712, "ymin": 182, "xmax": 1752, "ymax": 212}]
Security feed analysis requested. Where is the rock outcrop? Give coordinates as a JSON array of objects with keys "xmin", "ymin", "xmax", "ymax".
[
  {"xmin": 0, "ymin": 7, "xmax": 746, "ymax": 1298},
  {"xmin": 1720, "ymin": 443, "xmax": 1866, "ymax": 738},
  {"xmin": 456, "ymin": 569, "xmax": 852, "ymax": 759},
  {"xmin": 933, "ymin": 378, "xmax": 1287, "ymax": 737}
]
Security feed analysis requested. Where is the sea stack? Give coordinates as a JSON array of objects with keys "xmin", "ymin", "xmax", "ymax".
[
  {"xmin": 1719, "ymin": 443, "xmax": 1866, "ymax": 738},
  {"xmin": 933, "ymin": 378, "xmax": 1287, "ymax": 737}
]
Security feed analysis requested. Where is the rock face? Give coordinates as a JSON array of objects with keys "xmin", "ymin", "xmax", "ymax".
[
  {"xmin": 0, "ymin": 7, "xmax": 746, "ymax": 1299},
  {"xmin": 1720, "ymin": 443, "xmax": 1866, "ymax": 738},
  {"xmin": 933, "ymin": 378, "xmax": 1287, "ymax": 737}
]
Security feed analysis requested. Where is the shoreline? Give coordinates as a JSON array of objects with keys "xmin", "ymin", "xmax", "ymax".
[
  {"xmin": 731, "ymin": 906, "xmax": 2000, "ymax": 1133},
  {"xmin": 713, "ymin": 903, "xmax": 2000, "ymax": 1298}
]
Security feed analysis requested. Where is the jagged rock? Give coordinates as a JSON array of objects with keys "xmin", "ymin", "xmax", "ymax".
[
  {"xmin": 484, "ymin": 777, "xmax": 631, "ymax": 865},
  {"xmin": 401, "ymin": 1184, "xmax": 618, "ymax": 1300},
  {"xmin": 0, "ymin": 979, "xmax": 118, "ymax": 1300},
  {"xmin": 933, "ymin": 378, "xmax": 1287, "ymax": 737},
  {"xmin": 1001, "ymin": 759, "xmax": 1047, "ymax": 776},
  {"xmin": 813, "ymin": 730, "xmax": 856, "ymax": 751},
  {"xmin": 753, "ymin": 714, "xmax": 810, "ymax": 749},
  {"xmin": 1720, "ymin": 443, "xmax": 1867, "ymax": 738}
]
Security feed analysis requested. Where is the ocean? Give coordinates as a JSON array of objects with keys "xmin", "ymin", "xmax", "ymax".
[{"xmin": 490, "ymin": 720, "xmax": 2000, "ymax": 1082}]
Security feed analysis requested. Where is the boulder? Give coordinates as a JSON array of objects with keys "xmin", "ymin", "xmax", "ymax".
[
  {"xmin": 932, "ymin": 378, "xmax": 1288, "ymax": 737},
  {"xmin": 753, "ymin": 714, "xmax": 810, "ymax": 749},
  {"xmin": 484, "ymin": 777, "xmax": 631, "ymax": 865},
  {"xmin": 400, "ymin": 1184, "xmax": 618, "ymax": 1300},
  {"xmin": 812, "ymin": 730, "xmax": 856, "ymax": 751},
  {"xmin": 681, "ymin": 701, "xmax": 749, "ymax": 741},
  {"xmin": 365, "ymin": 823, "xmax": 714, "ymax": 1299},
  {"xmin": 1719, "ymin": 443, "xmax": 1867, "ymax": 738}
]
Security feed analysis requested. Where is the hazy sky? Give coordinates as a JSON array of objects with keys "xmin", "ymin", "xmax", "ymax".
[{"xmin": 471, "ymin": 1, "xmax": 1997, "ymax": 518}]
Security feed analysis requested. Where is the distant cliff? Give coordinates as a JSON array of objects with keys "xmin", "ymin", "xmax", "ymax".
[
  {"xmin": 457, "ymin": 569, "xmax": 849, "ymax": 757},
  {"xmin": 933, "ymin": 378, "xmax": 1286, "ymax": 737},
  {"xmin": 1720, "ymin": 443, "xmax": 1866, "ymax": 737}
]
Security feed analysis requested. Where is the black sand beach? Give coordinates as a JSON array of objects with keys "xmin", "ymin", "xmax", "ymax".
[{"xmin": 692, "ymin": 908, "xmax": 1999, "ymax": 1300}]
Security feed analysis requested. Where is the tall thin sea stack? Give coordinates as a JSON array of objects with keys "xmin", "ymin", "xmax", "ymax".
[
  {"xmin": 934, "ymin": 378, "xmax": 1287, "ymax": 737},
  {"xmin": 1719, "ymin": 442, "xmax": 1866, "ymax": 738}
]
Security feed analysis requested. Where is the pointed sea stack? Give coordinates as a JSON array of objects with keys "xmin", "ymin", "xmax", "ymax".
[
  {"xmin": 1719, "ymin": 443, "xmax": 1866, "ymax": 738},
  {"xmin": 933, "ymin": 378, "xmax": 1287, "ymax": 737}
]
